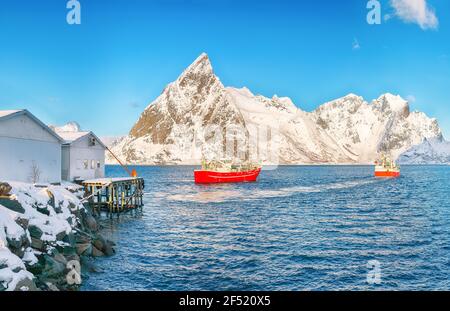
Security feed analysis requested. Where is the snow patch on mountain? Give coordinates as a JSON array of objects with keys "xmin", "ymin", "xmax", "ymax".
[{"xmin": 100, "ymin": 136, "xmax": 125, "ymax": 148}]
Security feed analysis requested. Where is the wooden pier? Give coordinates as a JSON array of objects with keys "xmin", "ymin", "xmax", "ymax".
[{"xmin": 82, "ymin": 177, "xmax": 145, "ymax": 216}]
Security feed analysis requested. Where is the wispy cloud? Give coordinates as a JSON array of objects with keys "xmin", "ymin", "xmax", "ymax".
[
  {"xmin": 352, "ymin": 38, "xmax": 361, "ymax": 50},
  {"xmin": 389, "ymin": 0, "xmax": 438, "ymax": 30}
]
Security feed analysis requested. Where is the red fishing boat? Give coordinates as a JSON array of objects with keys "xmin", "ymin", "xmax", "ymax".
[
  {"xmin": 194, "ymin": 160, "xmax": 262, "ymax": 184},
  {"xmin": 374, "ymin": 155, "xmax": 400, "ymax": 178}
]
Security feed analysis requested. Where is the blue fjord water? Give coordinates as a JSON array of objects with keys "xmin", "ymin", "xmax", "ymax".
[{"xmin": 82, "ymin": 165, "xmax": 450, "ymax": 290}]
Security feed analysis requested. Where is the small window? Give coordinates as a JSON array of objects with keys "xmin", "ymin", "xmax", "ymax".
[
  {"xmin": 91, "ymin": 160, "xmax": 95, "ymax": 169},
  {"xmin": 83, "ymin": 160, "xmax": 88, "ymax": 170},
  {"xmin": 97, "ymin": 161, "xmax": 101, "ymax": 169}
]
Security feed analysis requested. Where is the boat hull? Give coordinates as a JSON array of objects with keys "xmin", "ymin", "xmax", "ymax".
[
  {"xmin": 374, "ymin": 170, "xmax": 400, "ymax": 178},
  {"xmin": 194, "ymin": 168, "xmax": 261, "ymax": 184}
]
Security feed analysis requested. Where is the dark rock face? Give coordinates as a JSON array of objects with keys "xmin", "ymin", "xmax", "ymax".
[
  {"xmin": 29, "ymin": 225, "xmax": 44, "ymax": 239},
  {"xmin": 30, "ymin": 237, "xmax": 45, "ymax": 251},
  {"xmin": 36, "ymin": 205, "xmax": 50, "ymax": 216},
  {"xmin": 41, "ymin": 255, "xmax": 66, "ymax": 279},
  {"xmin": 0, "ymin": 198, "xmax": 25, "ymax": 213},
  {"xmin": 76, "ymin": 243, "xmax": 93, "ymax": 256},
  {"xmin": 15, "ymin": 217, "xmax": 29, "ymax": 229},
  {"xmin": 56, "ymin": 231, "xmax": 67, "ymax": 242},
  {"xmin": 91, "ymin": 246, "xmax": 104, "ymax": 257},
  {"xmin": 84, "ymin": 214, "xmax": 99, "ymax": 232}
]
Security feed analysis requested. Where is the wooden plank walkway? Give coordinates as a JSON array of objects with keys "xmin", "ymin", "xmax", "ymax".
[{"xmin": 82, "ymin": 177, "xmax": 145, "ymax": 217}]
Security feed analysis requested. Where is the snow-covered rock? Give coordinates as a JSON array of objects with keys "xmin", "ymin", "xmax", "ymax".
[
  {"xmin": 0, "ymin": 182, "xmax": 84, "ymax": 291},
  {"xmin": 0, "ymin": 205, "xmax": 35, "ymax": 291},
  {"xmin": 107, "ymin": 53, "xmax": 443, "ymax": 165},
  {"xmin": 398, "ymin": 136, "xmax": 450, "ymax": 164}
]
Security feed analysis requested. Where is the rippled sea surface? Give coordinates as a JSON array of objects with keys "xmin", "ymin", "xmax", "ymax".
[{"xmin": 81, "ymin": 165, "xmax": 450, "ymax": 291}]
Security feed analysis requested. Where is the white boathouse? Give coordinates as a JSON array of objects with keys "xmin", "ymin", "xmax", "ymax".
[
  {"xmin": 57, "ymin": 131, "xmax": 107, "ymax": 182},
  {"xmin": 0, "ymin": 110, "xmax": 63, "ymax": 183}
]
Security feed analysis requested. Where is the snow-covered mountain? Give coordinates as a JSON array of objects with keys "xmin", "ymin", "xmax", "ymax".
[
  {"xmin": 49, "ymin": 121, "xmax": 81, "ymax": 133},
  {"xmin": 108, "ymin": 53, "xmax": 443, "ymax": 165},
  {"xmin": 100, "ymin": 136, "xmax": 125, "ymax": 148},
  {"xmin": 398, "ymin": 136, "xmax": 450, "ymax": 164},
  {"xmin": 312, "ymin": 93, "xmax": 441, "ymax": 162}
]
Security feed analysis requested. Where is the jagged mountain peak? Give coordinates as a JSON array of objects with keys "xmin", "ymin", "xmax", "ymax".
[
  {"xmin": 342, "ymin": 93, "xmax": 363, "ymax": 100},
  {"xmin": 314, "ymin": 93, "xmax": 366, "ymax": 115},
  {"xmin": 171, "ymin": 53, "xmax": 223, "ymax": 107},
  {"xmin": 126, "ymin": 53, "xmax": 246, "ymax": 155},
  {"xmin": 177, "ymin": 53, "xmax": 214, "ymax": 81},
  {"xmin": 377, "ymin": 92, "xmax": 404, "ymax": 101},
  {"xmin": 372, "ymin": 93, "xmax": 410, "ymax": 117}
]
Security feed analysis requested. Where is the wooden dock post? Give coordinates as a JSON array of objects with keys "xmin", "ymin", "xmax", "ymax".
[{"xmin": 82, "ymin": 177, "xmax": 145, "ymax": 217}]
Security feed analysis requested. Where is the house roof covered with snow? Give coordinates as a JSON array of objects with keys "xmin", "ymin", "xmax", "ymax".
[
  {"xmin": 0, "ymin": 109, "xmax": 64, "ymax": 143},
  {"xmin": 0, "ymin": 110, "xmax": 22, "ymax": 119},
  {"xmin": 57, "ymin": 131, "xmax": 91, "ymax": 143},
  {"xmin": 57, "ymin": 130, "xmax": 107, "ymax": 149}
]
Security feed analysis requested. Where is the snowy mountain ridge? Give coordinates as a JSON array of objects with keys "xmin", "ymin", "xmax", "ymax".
[
  {"xmin": 107, "ymin": 53, "xmax": 444, "ymax": 165},
  {"xmin": 398, "ymin": 136, "xmax": 450, "ymax": 164}
]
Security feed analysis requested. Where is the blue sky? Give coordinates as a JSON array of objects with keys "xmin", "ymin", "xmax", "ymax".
[{"xmin": 0, "ymin": 0, "xmax": 449, "ymax": 138}]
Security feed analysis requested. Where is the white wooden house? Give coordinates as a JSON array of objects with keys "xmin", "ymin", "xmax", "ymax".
[
  {"xmin": 57, "ymin": 131, "xmax": 106, "ymax": 182},
  {"xmin": 0, "ymin": 110, "xmax": 63, "ymax": 183}
]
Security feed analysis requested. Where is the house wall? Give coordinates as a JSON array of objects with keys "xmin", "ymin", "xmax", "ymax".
[
  {"xmin": 65, "ymin": 134, "xmax": 105, "ymax": 181},
  {"xmin": 0, "ymin": 114, "xmax": 61, "ymax": 183}
]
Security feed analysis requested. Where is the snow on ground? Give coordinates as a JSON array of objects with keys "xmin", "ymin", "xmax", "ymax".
[
  {"xmin": 0, "ymin": 205, "xmax": 34, "ymax": 291},
  {"xmin": 0, "ymin": 181, "xmax": 84, "ymax": 291},
  {"xmin": 8, "ymin": 182, "xmax": 79, "ymax": 242}
]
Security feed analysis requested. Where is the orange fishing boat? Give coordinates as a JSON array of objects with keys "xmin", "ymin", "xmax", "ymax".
[{"xmin": 374, "ymin": 155, "xmax": 400, "ymax": 178}]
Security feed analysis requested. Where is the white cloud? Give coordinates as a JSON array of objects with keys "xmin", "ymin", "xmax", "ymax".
[
  {"xmin": 352, "ymin": 38, "xmax": 360, "ymax": 50},
  {"xmin": 389, "ymin": 0, "xmax": 438, "ymax": 30}
]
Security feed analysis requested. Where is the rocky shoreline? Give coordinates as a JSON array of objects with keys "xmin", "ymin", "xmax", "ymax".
[{"xmin": 0, "ymin": 181, "xmax": 115, "ymax": 291}]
